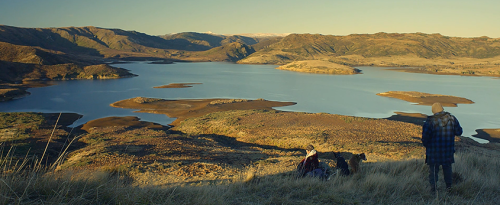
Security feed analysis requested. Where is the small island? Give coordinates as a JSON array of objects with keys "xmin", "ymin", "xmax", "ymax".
[
  {"xmin": 376, "ymin": 91, "xmax": 474, "ymax": 106},
  {"xmin": 153, "ymin": 83, "xmax": 202, "ymax": 88},
  {"xmin": 276, "ymin": 60, "xmax": 361, "ymax": 75}
]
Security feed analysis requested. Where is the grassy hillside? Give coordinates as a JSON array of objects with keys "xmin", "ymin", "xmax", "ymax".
[
  {"xmin": 184, "ymin": 42, "xmax": 256, "ymax": 62},
  {"xmin": 238, "ymin": 33, "xmax": 500, "ymax": 76},
  {"xmin": 0, "ymin": 25, "xmax": 178, "ymax": 58},
  {"xmin": 251, "ymin": 33, "xmax": 500, "ymax": 59},
  {"xmin": 0, "ymin": 25, "xmax": 276, "ymax": 60},
  {"xmin": 4, "ymin": 26, "xmax": 499, "ymax": 76},
  {"xmin": 161, "ymin": 32, "xmax": 262, "ymax": 50},
  {"xmin": 0, "ymin": 42, "xmax": 135, "ymax": 83},
  {"xmin": 1, "ymin": 111, "xmax": 499, "ymax": 204},
  {"xmin": 0, "ymin": 41, "xmax": 75, "ymax": 65}
]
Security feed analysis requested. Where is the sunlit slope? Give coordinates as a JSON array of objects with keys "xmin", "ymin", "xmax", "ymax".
[{"xmin": 239, "ymin": 33, "xmax": 500, "ymax": 64}]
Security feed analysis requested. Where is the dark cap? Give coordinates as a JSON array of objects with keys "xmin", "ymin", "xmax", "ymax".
[{"xmin": 306, "ymin": 144, "xmax": 314, "ymax": 151}]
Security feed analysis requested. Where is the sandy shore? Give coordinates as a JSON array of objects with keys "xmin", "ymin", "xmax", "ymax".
[{"xmin": 376, "ymin": 91, "xmax": 474, "ymax": 106}]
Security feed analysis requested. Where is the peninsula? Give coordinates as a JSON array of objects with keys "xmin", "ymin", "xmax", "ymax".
[
  {"xmin": 276, "ymin": 60, "xmax": 361, "ymax": 75},
  {"xmin": 109, "ymin": 97, "xmax": 296, "ymax": 126},
  {"xmin": 376, "ymin": 91, "xmax": 475, "ymax": 106}
]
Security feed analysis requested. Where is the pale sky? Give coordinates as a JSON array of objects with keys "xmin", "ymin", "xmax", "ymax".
[{"xmin": 0, "ymin": 0, "xmax": 499, "ymax": 38}]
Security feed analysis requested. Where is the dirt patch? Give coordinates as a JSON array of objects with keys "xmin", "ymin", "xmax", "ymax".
[
  {"xmin": 110, "ymin": 97, "xmax": 296, "ymax": 126},
  {"xmin": 153, "ymin": 83, "xmax": 202, "ymax": 88},
  {"xmin": 377, "ymin": 91, "xmax": 474, "ymax": 106}
]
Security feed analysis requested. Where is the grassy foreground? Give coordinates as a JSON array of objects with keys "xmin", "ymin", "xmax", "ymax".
[
  {"xmin": 1, "ymin": 111, "xmax": 500, "ymax": 204},
  {"xmin": 1, "ymin": 149, "xmax": 499, "ymax": 204}
]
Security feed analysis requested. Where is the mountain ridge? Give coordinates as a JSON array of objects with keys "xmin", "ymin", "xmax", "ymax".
[{"xmin": 2, "ymin": 25, "xmax": 500, "ymax": 86}]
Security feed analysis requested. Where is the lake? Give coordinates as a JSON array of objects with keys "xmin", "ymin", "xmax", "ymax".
[{"xmin": 1, "ymin": 62, "xmax": 499, "ymax": 142}]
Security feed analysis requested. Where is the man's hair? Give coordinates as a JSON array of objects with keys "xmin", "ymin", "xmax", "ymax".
[
  {"xmin": 432, "ymin": 102, "xmax": 444, "ymax": 114},
  {"xmin": 306, "ymin": 144, "xmax": 314, "ymax": 151}
]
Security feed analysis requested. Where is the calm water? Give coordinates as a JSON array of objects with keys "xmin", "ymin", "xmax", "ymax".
[{"xmin": 1, "ymin": 62, "xmax": 499, "ymax": 142}]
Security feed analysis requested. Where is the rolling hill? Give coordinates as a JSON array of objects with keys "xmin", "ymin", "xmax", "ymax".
[
  {"xmin": 239, "ymin": 32, "xmax": 500, "ymax": 64},
  {"xmin": 3, "ymin": 25, "xmax": 500, "ymax": 86},
  {"xmin": 0, "ymin": 26, "xmax": 267, "ymax": 84},
  {"xmin": 161, "ymin": 32, "xmax": 261, "ymax": 50},
  {"xmin": 0, "ymin": 25, "xmax": 266, "ymax": 59}
]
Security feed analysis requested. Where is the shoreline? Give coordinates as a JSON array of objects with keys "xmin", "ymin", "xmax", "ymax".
[
  {"xmin": 2, "ymin": 60, "xmax": 497, "ymax": 102},
  {"xmin": 387, "ymin": 67, "xmax": 500, "ymax": 78},
  {"xmin": 473, "ymin": 129, "xmax": 500, "ymax": 143}
]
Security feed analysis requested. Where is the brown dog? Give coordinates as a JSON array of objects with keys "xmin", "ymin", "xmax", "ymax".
[{"xmin": 348, "ymin": 153, "xmax": 367, "ymax": 174}]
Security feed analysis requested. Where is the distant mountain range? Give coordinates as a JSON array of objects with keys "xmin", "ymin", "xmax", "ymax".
[
  {"xmin": 1, "ymin": 25, "xmax": 500, "ymax": 84},
  {"xmin": 0, "ymin": 25, "xmax": 278, "ymax": 83}
]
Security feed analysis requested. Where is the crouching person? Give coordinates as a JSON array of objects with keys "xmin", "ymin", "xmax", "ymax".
[{"xmin": 297, "ymin": 144, "xmax": 326, "ymax": 178}]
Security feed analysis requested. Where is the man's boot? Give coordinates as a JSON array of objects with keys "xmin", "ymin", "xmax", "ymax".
[
  {"xmin": 430, "ymin": 185, "xmax": 436, "ymax": 195},
  {"xmin": 446, "ymin": 183, "xmax": 452, "ymax": 193}
]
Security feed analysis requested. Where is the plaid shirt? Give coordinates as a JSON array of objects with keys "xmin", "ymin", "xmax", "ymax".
[{"xmin": 422, "ymin": 111, "xmax": 463, "ymax": 164}]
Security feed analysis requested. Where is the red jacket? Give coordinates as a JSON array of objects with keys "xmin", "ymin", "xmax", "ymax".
[{"xmin": 298, "ymin": 152, "xmax": 319, "ymax": 173}]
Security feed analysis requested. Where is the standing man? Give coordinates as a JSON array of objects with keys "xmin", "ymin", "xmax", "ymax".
[{"xmin": 422, "ymin": 102, "xmax": 463, "ymax": 193}]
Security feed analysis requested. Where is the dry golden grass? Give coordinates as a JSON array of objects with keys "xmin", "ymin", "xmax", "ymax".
[
  {"xmin": 2, "ymin": 147, "xmax": 499, "ymax": 204},
  {"xmin": 175, "ymin": 110, "xmax": 425, "ymax": 161},
  {"xmin": 1, "ymin": 111, "xmax": 500, "ymax": 204}
]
